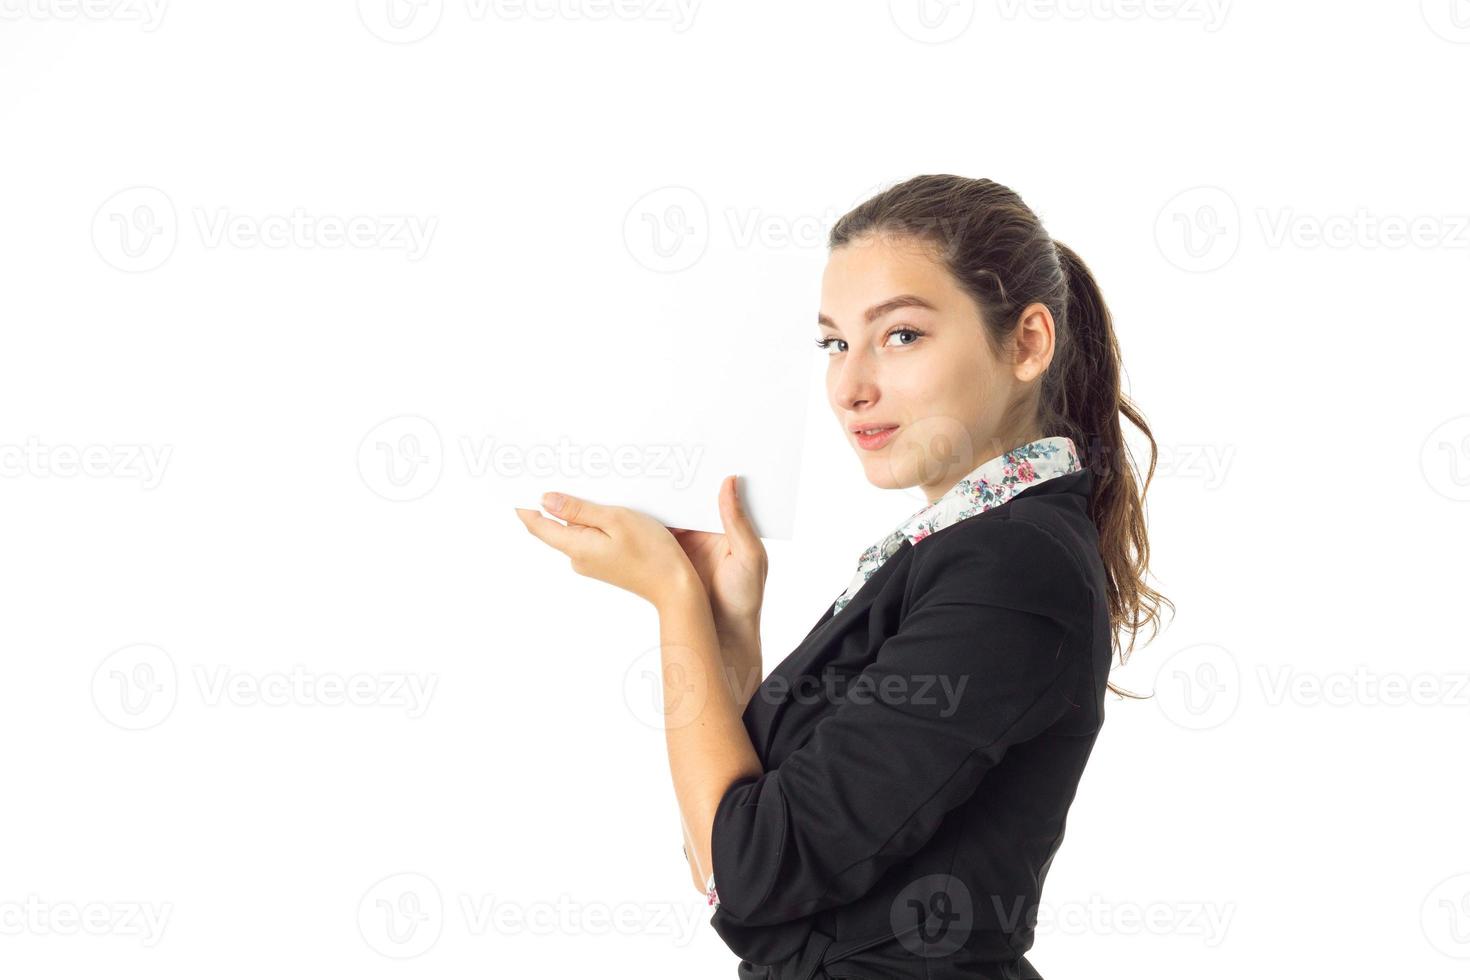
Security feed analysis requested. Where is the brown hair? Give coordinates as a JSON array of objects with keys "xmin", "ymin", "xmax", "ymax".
[{"xmin": 829, "ymin": 175, "xmax": 1172, "ymax": 697}]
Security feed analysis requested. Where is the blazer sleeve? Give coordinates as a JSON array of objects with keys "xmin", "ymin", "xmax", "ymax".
[{"xmin": 708, "ymin": 517, "xmax": 1091, "ymax": 928}]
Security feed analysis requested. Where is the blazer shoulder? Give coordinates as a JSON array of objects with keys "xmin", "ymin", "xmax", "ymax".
[{"xmin": 906, "ymin": 507, "xmax": 1093, "ymax": 627}]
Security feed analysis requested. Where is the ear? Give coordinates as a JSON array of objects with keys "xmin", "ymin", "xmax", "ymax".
[{"xmin": 1012, "ymin": 302, "xmax": 1055, "ymax": 382}]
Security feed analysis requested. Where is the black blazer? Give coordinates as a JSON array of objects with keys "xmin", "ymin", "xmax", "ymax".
[{"xmin": 709, "ymin": 467, "xmax": 1110, "ymax": 980}]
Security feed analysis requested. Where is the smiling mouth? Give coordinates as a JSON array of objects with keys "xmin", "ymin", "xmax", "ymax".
[{"xmin": 854, "ymin": 425, "xmax": 899, "ymax": 449}]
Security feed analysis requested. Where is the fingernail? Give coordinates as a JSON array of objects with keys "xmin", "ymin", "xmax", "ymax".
[{"xmin": 542, "ymin": 492, "xmax": 564, "ymax": 512}]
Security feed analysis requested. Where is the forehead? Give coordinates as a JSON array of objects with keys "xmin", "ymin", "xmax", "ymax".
[{"xmin": 820, "ymin": 235, "xmax": 956, "ymax": 312}]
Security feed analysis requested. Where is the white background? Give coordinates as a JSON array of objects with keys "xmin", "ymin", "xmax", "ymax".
[{"xmin": 3, "ymin": 2, "xmax": 1469, "ymax": 977}]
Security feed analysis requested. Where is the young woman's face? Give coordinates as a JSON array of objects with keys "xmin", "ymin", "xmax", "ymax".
[{"xmin": 817, "ymin": 233, "xmax": 1047, "ymax": 504}]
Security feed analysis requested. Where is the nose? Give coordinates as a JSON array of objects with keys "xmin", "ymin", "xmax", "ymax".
[{"xmin": 832, "ymin": 349, "xmax": 880, "ymax": 415}]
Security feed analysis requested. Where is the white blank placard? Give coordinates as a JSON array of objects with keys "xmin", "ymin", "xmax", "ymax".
[{"xmin": 492, "ymin": 236, "xmax": 821, "ymax": 540}]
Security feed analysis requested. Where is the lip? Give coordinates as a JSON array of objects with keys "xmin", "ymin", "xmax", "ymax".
[{"xmin": 852, "ymin": 423, "xmax": 900, "ymax": 451}]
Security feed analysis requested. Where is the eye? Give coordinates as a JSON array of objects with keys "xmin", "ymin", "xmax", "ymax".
[{"xmin": 814, "ymin": 327, "xmax": 925, "ymax": 356}]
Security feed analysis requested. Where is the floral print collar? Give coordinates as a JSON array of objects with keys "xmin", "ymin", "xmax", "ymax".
[{"xmin": 831, "ymin": 435, "xmax": 1082, "ymax": 616}]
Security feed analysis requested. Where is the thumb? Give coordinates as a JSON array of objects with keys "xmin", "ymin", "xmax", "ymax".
[{"xmin": 718, "ymin": 474, "xmax": 761, "ymax": 552}]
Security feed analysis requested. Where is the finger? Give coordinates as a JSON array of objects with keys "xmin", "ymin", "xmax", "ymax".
[
  {"xmin": 543, "ymin": 491, "xmax": 617, "ymax": 530},
  {"xmin": 516, "ymin": 506, "xmax": 592, "ymax": 556},
  {"xmin": 718, "ymin": 474, "xmax": 762, "ymax": 552}
]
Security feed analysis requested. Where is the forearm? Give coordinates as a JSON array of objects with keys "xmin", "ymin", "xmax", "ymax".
[
  {"xmin": 656, "ymin": 571, "xmax": 764, "ymax": 894},
  {"xmin": 713, "ymin": 618, "xmax": 763, "ymax": 712}
]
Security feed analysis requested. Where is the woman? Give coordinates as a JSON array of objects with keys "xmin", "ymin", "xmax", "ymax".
[{"xmin": 516, "ymin": 174, "xmax": 1171, "ymax": 978}]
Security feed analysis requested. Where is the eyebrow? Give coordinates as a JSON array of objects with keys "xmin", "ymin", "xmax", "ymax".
[{"xmin": 816, "ymin": 294, "xmax": 938, "ymax": 332}]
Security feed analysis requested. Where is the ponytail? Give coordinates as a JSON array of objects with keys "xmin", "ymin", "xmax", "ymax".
[{"xmin": 1051, "ymin": 242, "xmax": 1173, "ymax": 695}]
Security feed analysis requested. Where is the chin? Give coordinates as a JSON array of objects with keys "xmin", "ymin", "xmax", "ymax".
[{"xmin": 859, "ymin": 458, "xmax": 909, "ymax": 491}]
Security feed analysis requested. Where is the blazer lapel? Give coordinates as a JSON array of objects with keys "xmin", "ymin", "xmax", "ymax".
[{"xmin": 745, "ymin": 537, "xmax": 915, "ymax": 759}]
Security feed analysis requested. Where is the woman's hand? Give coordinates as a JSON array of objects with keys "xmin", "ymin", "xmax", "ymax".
[
  {"xmin": 668, "ymin": 475, "xmax": 769, "ymax": 632},
  {"xmin": 515, "ymin": 492, "xmax": 695, "ymax": 609}
]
